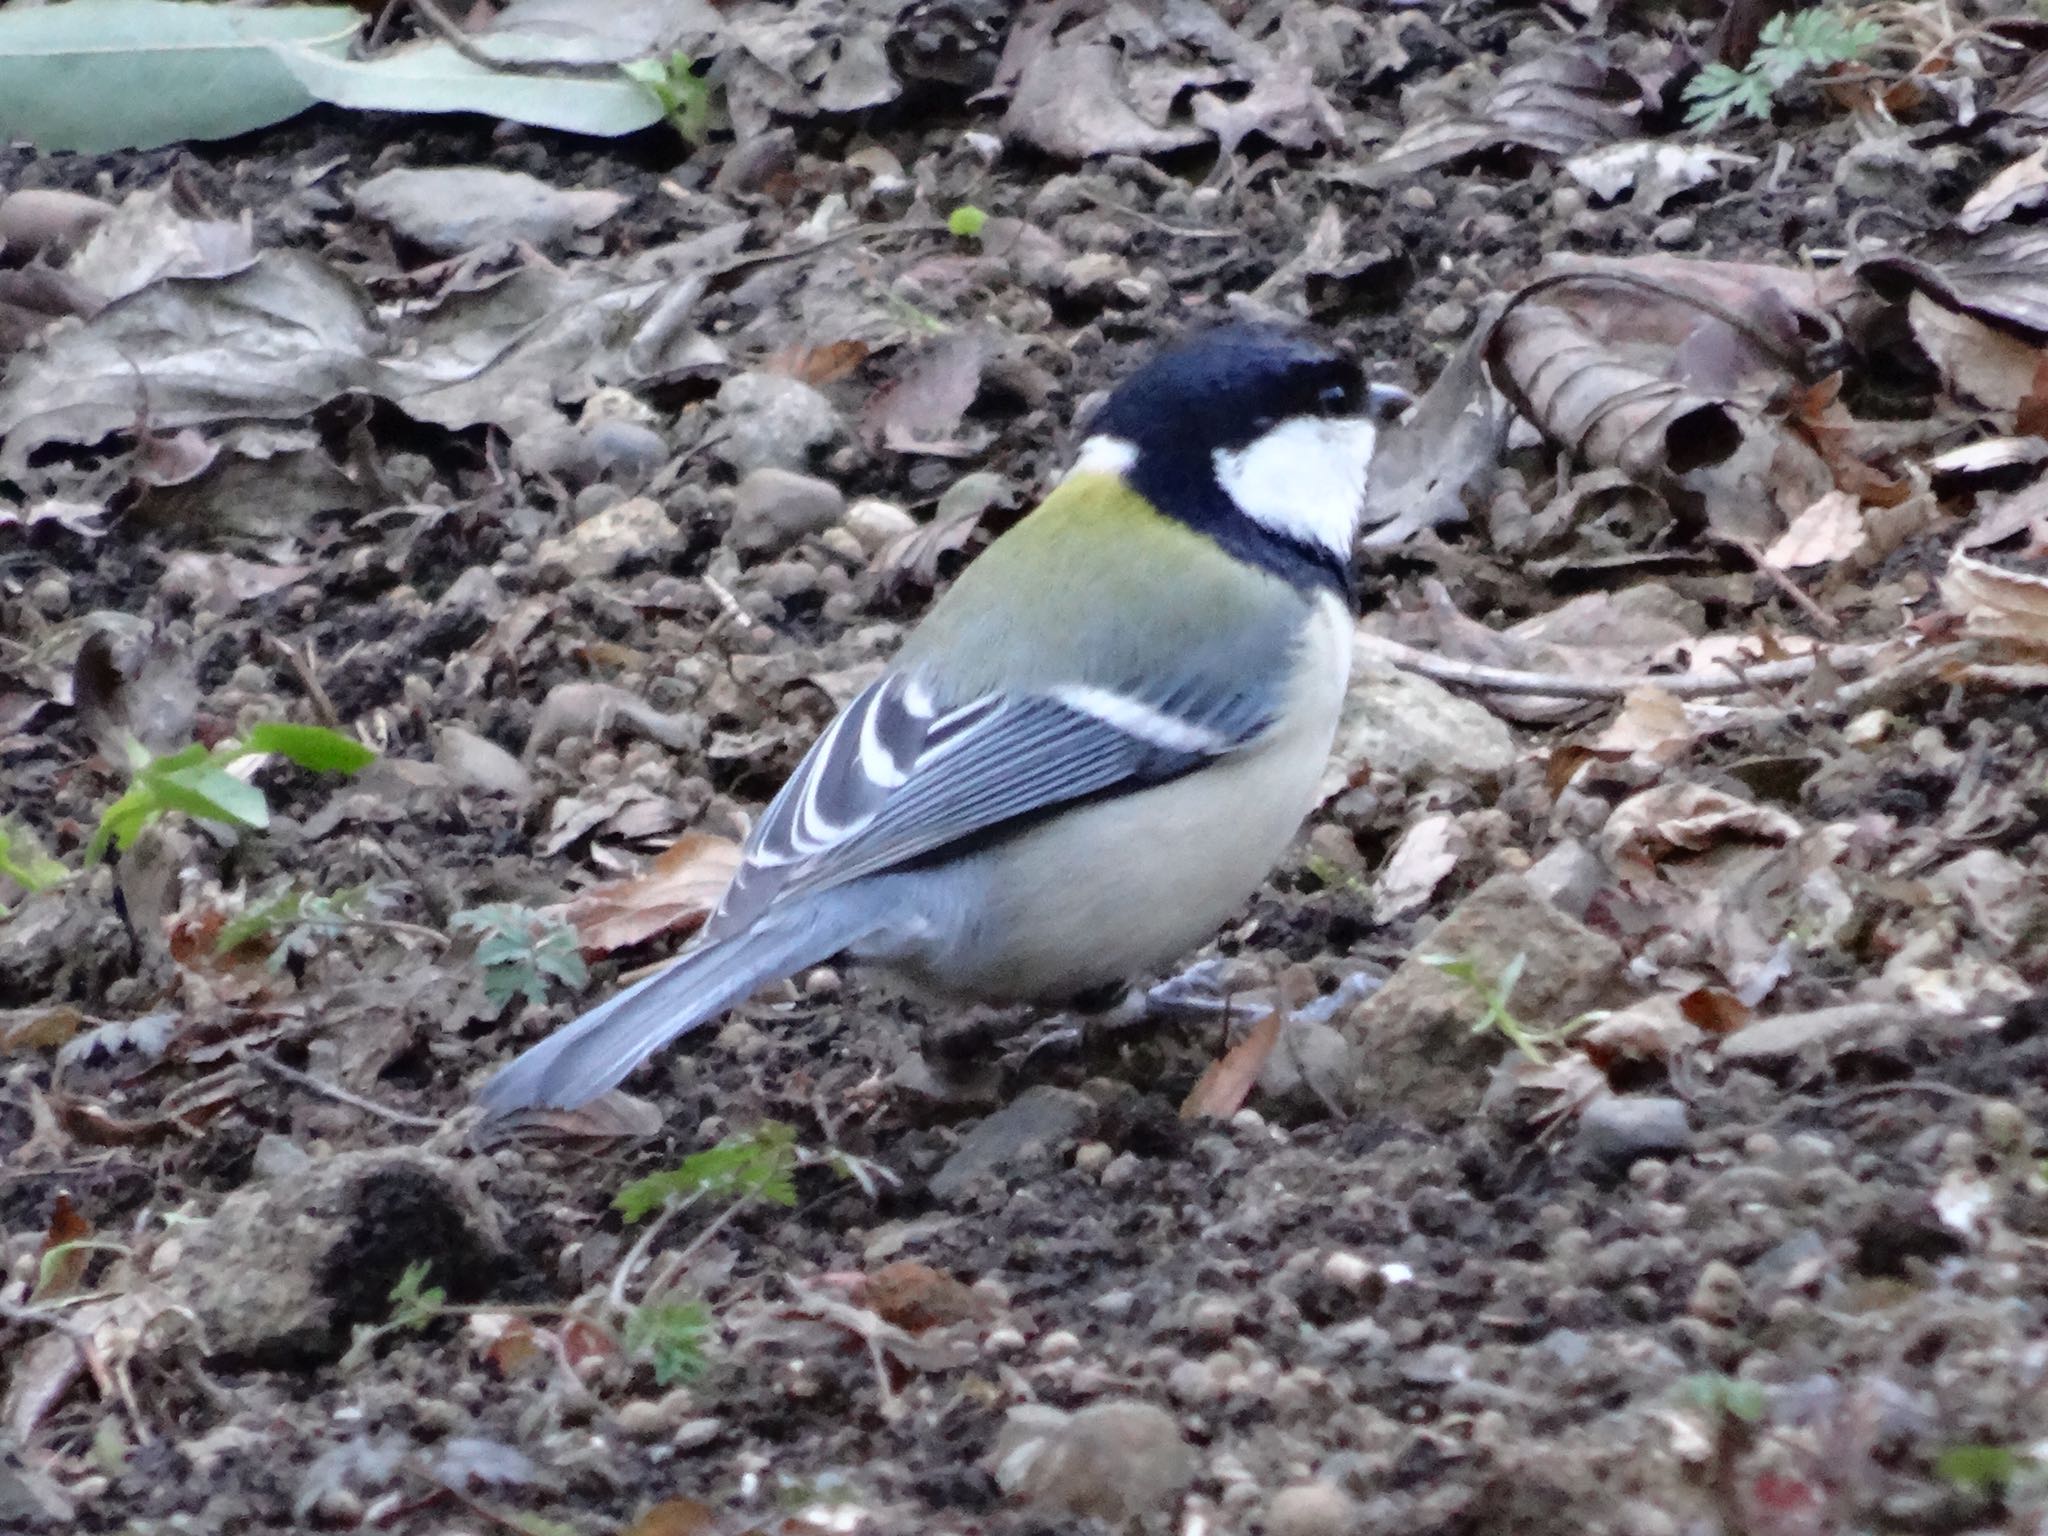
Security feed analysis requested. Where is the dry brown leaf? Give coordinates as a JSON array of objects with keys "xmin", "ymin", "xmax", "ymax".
[
  {"xmin": 1373, "ymin": 814, "xmax": 1466, "ymax": 923},
  {"xmin": 861, "ymin": 329, "xmax": 991, "ymax": 458},
  {"xmin": 1578, "ymin": 995, "xmax": 1706, "ymax": 1066},
  {"xmin": 1959, "ymin": 147, "xmax": 2048, "ymax": 234},
  {"xmin": 1591, "ymin": 686, "xmax": 1693, "ymax": 758},
  {"xmin": 765, "ymin": 338, "xmax": 871, "ymax": 386},
  {"xmin": 1941, "ymin": 549, "xmax": 2048, "ymax": 644},
  {"xmin": 864, "ymin": 1261, "xmax": 984, "ymax": 1335},
  {"xmin": 32, "ymin": 1193, "xmax": 91, "ymax": 1302},
  {"xmin": 1600, "ymin": 783, "xmax": 1801, "ymax": 872},
  {"xmin": 1181, "ymin": 1008, "xmax": 1285, "ymax": 1120},
  {"xmin": 1907, "ymin": 293, "xmax": 2045, "ymax": 420},
  {"xmin": 1369, "ymin": 47, "xmax": 1641, "ymax": 182},
  {"xmin": 558, "ymin": 831, "xmax": 742, "ymax": 957},
  {"xmin": 1765, "ymin": 490, "xmax": 1867, "ymax": 570},
  {"xmin": 1863, "ymin": 227, "xmax": 2048, "ymax": 343},
  {"xmin": 619, "ymin": 1499, "xmax": 720, "ymax": 1536},
  {"xmin": 0, "ymin": 1005, "xmax": 84, "ymax": 1053},
  {"xmin": 489, "ymin": 1089, "xmax": 665, "ymax": 1140}
]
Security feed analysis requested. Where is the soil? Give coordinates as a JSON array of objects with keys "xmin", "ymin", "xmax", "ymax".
[{"xmin": 5, "ymin": 6, "xmax": 2048, "ymax": 1536}]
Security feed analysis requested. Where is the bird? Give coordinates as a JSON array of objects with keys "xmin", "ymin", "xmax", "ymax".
[{"xmin": 479, "ymin": 323, "xmax": 1410, "ymax": 1115}]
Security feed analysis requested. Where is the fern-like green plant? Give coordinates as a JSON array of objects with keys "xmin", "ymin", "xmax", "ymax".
[{"xmin": 1684, "ymin": 7, "xmax": 1885, "ymax": 127}]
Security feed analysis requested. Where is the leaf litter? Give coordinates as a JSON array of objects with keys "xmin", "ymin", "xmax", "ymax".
[{"xmin": 7, "ymin": 4, "xmax": 2048, "ymax": 1535}]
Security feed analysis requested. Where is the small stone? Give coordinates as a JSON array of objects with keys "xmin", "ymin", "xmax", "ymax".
[
  {"xmin": 984, "ymin": 1326, "xmax": 1027, "ymax": 1354},
  {"xmin": 1258, "ymin": 1015, "xmax": 1359, "ymax": 1116},
  {"xmin": 1099, "ymin": 1151, "xmax": 1144, "ymax": 1188},
  {"xmin": 730, "ymin": 467, "xmax": 847, "ymax": 556},
  {"xmin": 1398, "ymin": 186, "xmax": 1436, "ymax": 213},
  {"xmin": 1576, "ymin": 1094, "xmax": 1694, "ymax": 1172},
  {"xmin": 713, "ymin": 372, "xmax": 843, "ymax": 476},
  {"xmin": 1057, "ymin": 251, "xmax": 1132, "ymax": 301},
  {"xmin": 1265, "ymin": 1480, "xmax": 1364, "ymax": 1536},
  {"xmin": 251, "ymin": 1134, "xmax": 313, "ymax": 1181},
  {"xmin": 991, "ymin": 1398, "xmax": 1193, "ymax": 1521},
  {"xmin": 1652, "ymin": 215, "xmax": 1697, "ymax": 247},
  {"xmin": 1073, "ymin": 1140, "xmax": 1112, "ymax": 1174},
  {"xmin": 1326, "ymin": 646, "xmax": 1516, "ymax": 796},
  {"xmin": 1341, "ymin": 875, "xmax": 1630, "ymax": 1126},
  {"xmin": 1183, "ymin": 1296, "xmax": 1240, "ymax": 1342},
  {"xmin": 28, "ymin": 575, "xmax": 69, "ymax": 618},
  {"xmin": 570, "ymin": 418, "xmax": 668, "ymax": 486},
  {"xmin": 1688, "ymin": 1259, "xmax": 1746, "ymax": 1326},
  {"xmin": 534, "ymin": 496, "xmax": 677, "ymax": 580},
  {"xmin": 1523, "ymin": 839, "xmax": 1605, "ymax": 920},
  {"xmin": 842, "ymin": 497, "xmax": 916, "ymax": 555},
  {"xmin": 1321, "ymin": 1251, "xmax": 1372, "ymax": 1290},
  {"xmin": 1422, "ymin": 299, "xmax": 1470, "ymax": 337},
  {"xmin": 673, "ymin": 1417, "xmax": 722, "ymax": 1450},
  {"xmin": 1038, "ymin": 1329, "xmax": 1082, "ymax": 1360},
  {"xmin": 932, "ymin": 1087, "xmax": 1096, "ymax": 1199}
]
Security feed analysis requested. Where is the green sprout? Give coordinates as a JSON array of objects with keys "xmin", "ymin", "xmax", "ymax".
[
  {"xmin": 0, "ymin": 819, "xmax": 68, "ymax": 903},
  {"xmin": 625, "ymin": 1299, "xmax": 712, "ymax": 1386},
  {"xmin": 621, "ymin": 51, "xmax": 716, "ymax": 147},
  {"xmin": 1684, "ymin": 7, "xmax": 1885, "ymax": 127},
  {"xmin": 339, "ymin": 1260, "xmax": 447, "ymax": 1371},
  {"xmin": 947, "ymin": 205, "xmax": 989, "ymax": 239},
  {"xmin": 615, "ymin": 1121, "xmax": 800, "ymax": 1221},
  {"xmin": 85, "ymin": 722, "xmax": 375, "ymax": 865},
  {"xmin": 451, "ymin": 903, "xmax": 589, "ymax": 1010},
  {"xmin": 1423, "ymin": 951, "xmax": 1591, "ymax": 1065}
]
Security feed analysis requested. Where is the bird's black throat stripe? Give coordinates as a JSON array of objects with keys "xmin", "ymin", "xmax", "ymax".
[{"xmin": 1124, "ymin": 452, "xmax": 1353, "ymax": 601}]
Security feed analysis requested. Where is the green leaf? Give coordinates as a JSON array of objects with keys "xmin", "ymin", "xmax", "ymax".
[
  {"xmin": 0, "ymin": 821, "xmax": 69, "ymax": 896},
  {"xmin": 625, "ymin": 1299, "xmax": 711, "ymax": 1385},
  {"xmin": 150, "ymin": 762, "xmax": 270, "ymax": 832},
  {"xmin": 279, "ymin": 39, "xmax": 666, "ymax": 138},
  {"xmin": 948, "ymin": 205, "xmax": 989, "ymax": 239},
  {"xmin": 1936, "ymin": 1444, "xmax": 2032, "ymax": 1492},
  {"xmin": 0, "ymin": 0, "xmax": 360, "ymax": 154},
  {"xmin": 615, "ymin": 1122, "xmax": 800, "ymax": 1221},
  {"xmin": 240, "ymin": 722, "xmax": 376, "ymax": 774}
]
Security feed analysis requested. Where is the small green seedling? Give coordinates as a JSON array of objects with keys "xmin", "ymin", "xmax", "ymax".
[
  {"xmin": 621, "ymin": 51, "xmax": 715, "ymax": 147},
  {"xmin": 0, "ymin": 818, "xmax": 68, "ymax": 903},
  {"xmin": 1423, "ymin": 951, "xmax": 1590, "ymax": 1065},
  {"xmin": 85, "ymin": 722, "xmax": 375, "ymax": 864},
  {"xmin": 1685, "ymin": 1372, "xmax": 1767, "ymax": 1425},
  {"xmin": 625, "ymin": 1299, "xmax": 712, "ymax": 1386},
  {"xmin": 947, "ymin": 205, "xmax": 988, "ymax": 239},
  {"xmin": 214, "ymin": 881, "xmax": 382, "ymax": 970},
  {"xmin": 1685, "ymin": 7, "xmax": 1885, "ymax": 127},
  {"xmin": 451, "ymin": 903, "xmax": 589, "ymax": 1010},
  {"xmin": 615, "ymin": 1121, "xmax": 800, "ymax": 1221},
  {"xmin": 339, "ymin": 1260, "xmax": 447, "ymax": 1371},
  {"xmin": 1936, "ymin": 1444, "xmax": 2043, "ymax": 1495}
]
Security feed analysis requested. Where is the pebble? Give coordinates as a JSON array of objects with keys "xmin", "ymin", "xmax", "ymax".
[
  {"xmin": 1576, "ymin": 1094, "xmax": 1694, "ymax": 1172},
  {"xmin": 730, "ymin": 467, "xmax": 846, "ymax": 556},
  {"xmin": 1038, "ymin": 1329, "xmax": 1081, "ymax": 1361},
  {"xmin": 1321, "ymin": 1251, "xmax": 1372, "ymax": 1290},
  {"xmin": 28, "ymin": 575, "xmax": 69, "ymax": 618},
  {"xmin": 1183, "ymin": 1296, "xmax": 1240, "ymax": 1343},
  {"xmin": 533, "ymin": 496, "xmax": 677, "ymax": 580},
  {"xmin": 1073, "ymin": 1140, "xmax": 1112, "ymax": 1174},
  {"xmin": 1265, "ymin": 1480, "xmax": 1364, "ymax": 1536},
  {"xmin": 1652, "ymin": 215, "xmax": 1697, "ymax": 247},
  {"xmin": 931, "ymin": 1086, "xmax": 1095, "ymax": 1199},
  {"xmin": 1421, "ymin": 299, "xmax": 1470, "ymax": 337},
  {"xmin": 1398, "ymin": 186, "xmax": 1436, "ymax": 213},
  {"xmin": 1687, "ymin": 1259, "xmax": 1746, "ymax": 1326},
  {"xmin": 841, "ymin": 497, "xmax": 916, "ymax": 555},
  {"xmin": 713, "ymin": 372, "xmax": 843, "ymax": 475},
  {"xmin": 991, "ymin": 1398, "xmax": 1193, "ymax": 1521}
]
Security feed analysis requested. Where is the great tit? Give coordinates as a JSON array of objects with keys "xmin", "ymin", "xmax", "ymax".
[{"xmin": 479, "ymin": 324, "xmax": 1408, "ymax": 1114}]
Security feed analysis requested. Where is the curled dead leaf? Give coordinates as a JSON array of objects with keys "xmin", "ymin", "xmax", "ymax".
[
  {"xmin": 1941, "ymin": 549, "xmax": 2048, "ymax": 644},
  {"xmin": 557, "ymin": 831, "xmax": 742, "ymax": 957}
]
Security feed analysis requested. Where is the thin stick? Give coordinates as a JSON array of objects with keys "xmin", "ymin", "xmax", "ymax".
[
  {"xmin": 1363, "ymin": 635, "xmax": 1903, "ymax": 700},
  {"xmin": 1731, "ymin": 535, "xmax": 1840, "ymax": 636},
  {"xmin": 234, "ymin": 1046, "xmax": 442, "ymax": 1130}
]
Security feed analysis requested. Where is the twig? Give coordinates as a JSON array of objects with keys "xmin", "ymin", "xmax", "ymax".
[
  {"xmin": 1730, "ymin": 535, "xmax": 1841, "ymax": 636},
  {"xmin": 234, "ymin": 1045, "xmax": 442, "ymax": 1130},
  {"xmin": 640, "ymin": 1194, "xmax": 754, "ymax": 1304},
  {"xmin": 607, "ymin": 1193, "xmax": 698, "ymax": 1311},
  {"xmin": 1363, "ymin": 635, "xmax": 1903, "ymax": 700},
  {"xmin": 267, "ymin": 636, "xmax": 343, "ymax": 731}
]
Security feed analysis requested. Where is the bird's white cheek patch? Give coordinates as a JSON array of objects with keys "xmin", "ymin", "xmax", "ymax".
[
  {"xmin": 1213, "ymin": 416, "xmax": 1378, "ymax": 559},
  {"xmin": 1066, "ymin": 434, "xmax": 1139, "ymax": 480}
]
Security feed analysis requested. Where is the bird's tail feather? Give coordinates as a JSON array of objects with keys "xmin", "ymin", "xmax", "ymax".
[{"xmin": 477, "ymin": 896, "xmax": 875, "ymax": 1114}]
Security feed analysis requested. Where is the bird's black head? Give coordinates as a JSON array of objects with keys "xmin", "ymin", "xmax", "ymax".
[{"xmin": 1075, "ymin": 324, "xmax": 1408, "ymax": 595}]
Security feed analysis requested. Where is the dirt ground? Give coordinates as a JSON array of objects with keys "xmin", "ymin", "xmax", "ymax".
[{"xmin": 6, "ymin": 3, "xmax": 2048, "ymax": 1534}]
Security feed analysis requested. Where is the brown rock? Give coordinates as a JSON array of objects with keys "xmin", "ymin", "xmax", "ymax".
[{"xmin": 1340, "ymin": 874, "xmax": 1631, "ymax": 1124}]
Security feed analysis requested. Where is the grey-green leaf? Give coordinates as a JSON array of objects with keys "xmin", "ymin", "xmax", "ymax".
[
  {"xmin": 277, "ymin": 39, "xmax": 667, "ymax": 137},
  {"xmin": 0, "ymin": 1, "xmax": 360, "ymax": 154}
]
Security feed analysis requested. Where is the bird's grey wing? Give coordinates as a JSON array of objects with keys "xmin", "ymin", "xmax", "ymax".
[{"xmin": 703, "ymin": 667, "xmax": 1281, "ymax": 939}]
